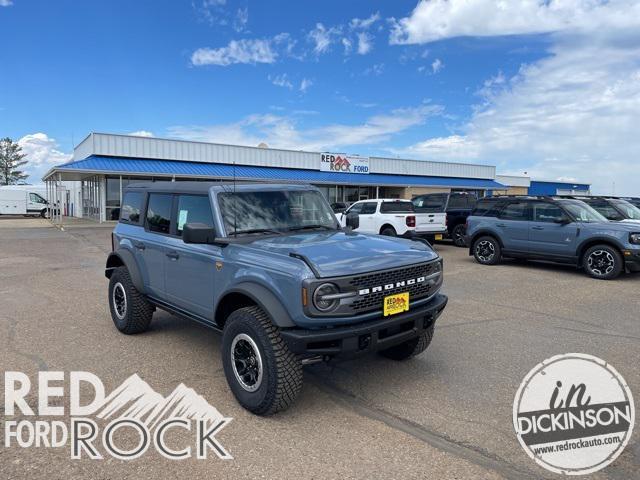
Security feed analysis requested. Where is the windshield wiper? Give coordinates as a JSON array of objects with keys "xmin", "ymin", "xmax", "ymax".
[
  {"xmin": 232, "ymin": 228, "xmax": 284, "ymax": 235},
  {"xmin": 287, "ymin": 224, "xmax": 336, "ymax": 232}
]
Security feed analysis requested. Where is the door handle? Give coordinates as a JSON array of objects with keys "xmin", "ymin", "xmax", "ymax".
[
  {"xmin": 133, "ymin": 241, "xmax": 145, "ymax": 251},
  {"xmin": 166, "ymin": 251, "xmax": 179, "ymax": 260},
  {"xmin": 496, "ymin": 223, "xmax": 507, "ymax": 228},
  {"xmin": 532, "ymin": 226, "xmax": 545, "ymax": 230}
]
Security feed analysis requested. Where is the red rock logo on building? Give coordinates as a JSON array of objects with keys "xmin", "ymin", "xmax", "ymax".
[{"xmin": 331, "ymin": 156, "xmax": 351, "ymax": 172}]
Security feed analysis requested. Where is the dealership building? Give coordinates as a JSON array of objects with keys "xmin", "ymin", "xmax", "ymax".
[{"xmin": 42, "ymin": 132, "xmax": 590, "ymax": 223}]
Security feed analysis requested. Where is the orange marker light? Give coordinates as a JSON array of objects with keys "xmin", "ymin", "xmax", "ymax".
[{"xmin": 302, "ymin": 287, "xmax": 308, "ymax": 307}]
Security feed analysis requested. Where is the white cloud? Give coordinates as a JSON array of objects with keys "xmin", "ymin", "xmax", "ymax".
[
  {"xmin": 349, "ymin": 12, "xmax": 380, "ymax": 30},
  {"xmin": 356, "ymin": 32, "xmax": 373, "ymax": 55},
  {"xmin": 0, "ymin": 0, "xmax": 13, "ymax": 6},
  {"xmin": 191, "ymin": 38, "xmax": 277, "ymax": 66},
  {"xmin": 431, "ymin": 58, "xmax": 443, "ymax": 74},
  {"xmin": 167, "ymin": 103, "xmax": 442, "ymax": 152},
  {"xmin": 389, "ymin": 0, "xmax": 640, "ymax": 44},
  {"xmin": 342, "ymin": 37, "xmax": 353, "ymax": 54},
  {"xmin": 17, "ymin": 133, "xmax": 72, "ymax": 181},
  {"xmin": 128, "ymin": 130, "xmax": 154, "ymax": 137},
  {"xmin": 299, "ymin": 78, "xmax": 313, "ymax": 93},
  {"xmin": 390, "ymin": 0, "xmax": 640, "ymax": 195},
  {"xmin": 307, "ymin": 23, "xmax": 342, "ymax": 55},
  {"xmin": 233, "ymin": 7, "xmax": 248, "ymax": 32},
  {"xmin": 363, "ymin": 63, "xmax": 384, "ymax": 76},
  {"xmin": 269, "ymin": 73, "xmax": 293, "ymax": 89}
]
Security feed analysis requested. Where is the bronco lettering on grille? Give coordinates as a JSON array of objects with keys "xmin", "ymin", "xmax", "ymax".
[{"xmin": 358, "ymin": 276, "xmax": 427, "ymax": 296}]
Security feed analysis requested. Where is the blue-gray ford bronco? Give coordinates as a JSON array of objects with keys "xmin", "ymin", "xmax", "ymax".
[{"xmin": 106, "ymin": 182, "xmax": 447, "ymax": 414}]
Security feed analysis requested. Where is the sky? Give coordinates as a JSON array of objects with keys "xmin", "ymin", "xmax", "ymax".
[{"xmin": 1, "ymin": 0, "xmax": 639, "ymax": 195}]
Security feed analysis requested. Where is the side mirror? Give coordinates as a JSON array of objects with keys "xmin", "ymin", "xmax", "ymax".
[
  {"xmin": 183, "ymin": 223, "xmax": 216, "ymax": 244},
  {"xmin": 554, "ymin": 216, "xmax": 571, "ymax": 225},
  {"xmin": 346, "ymin": 212, "xmax": 359, "ymax": 230}
]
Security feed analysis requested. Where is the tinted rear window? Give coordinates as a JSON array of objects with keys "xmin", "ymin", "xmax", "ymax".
[
  {"xmin": 412, "ymin": 193, "xmax": 447, "ymax": 213},
  {"xmin": 120, "ymin": 192, "xmax": 144, "ymax": 224},
  {"xmin": 472, "ymin": 199, "xmax": 504, "ymax": 217},
  {"xmin": 146, "ymin": 193, "xmax": 173, "ymax": 234},
  {"xmin": 380, "ymin": 202, "xmax": 414, "ymax": 213}
]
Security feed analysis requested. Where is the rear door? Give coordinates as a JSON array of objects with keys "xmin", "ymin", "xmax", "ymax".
[
  {"xmin": 141, "ymin": 193, "xmax": 174, "ymax": 299},
  {"xmin": 164, "ymin": 194, "xmax": 220, "ymax": 319},
  {"xmin": 529, "ymin": 201, "xmax": 579, "ymax": 258},
  {"xmin": 495, "ymin": 201, "xmax": 531, "ymax": 253}
]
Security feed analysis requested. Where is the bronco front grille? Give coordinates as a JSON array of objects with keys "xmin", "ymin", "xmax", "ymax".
[{"xmin": 347, "ymin": 261, "xmax": 440, "ymax": 314}]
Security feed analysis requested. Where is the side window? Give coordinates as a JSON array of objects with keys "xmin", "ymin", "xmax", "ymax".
[
  {"xmin": 120, "ymin": 192, "xmax": 144, "ymax": 224},
  {"xmin": 360, "ymin": 202, "xmax": 377, "ymax": 215},
  {"xmin": 29, "ymin": 193, "xmax": 46, "ymax": 204},
  {"xmin": 176, "ymin": 195, "xmax": 214, "ymax": 235},
  {"xmin": 532, "ymin": 203, "xmax": 565, "ymax": 223},
  {"xmin": 472, "ymin": 200, "xmax": 503, "ymax": 217},
  {"xmin": 346, "ymin": 203, "xmax": 363, "ymax": 215},
  {"xmin": 146, "ymin": 193, "xmax": 173, "ymax": 234},
  {"xmin": 447, "ymin": 195, "xmax": 467, "ymax": 209},
  {"xmin": 499, "ymin": 202, "xmax": 530, "ymax": 221},
  {"xmin": 588, "ymin": 201, "xmax": 623, "ymax": 221}
]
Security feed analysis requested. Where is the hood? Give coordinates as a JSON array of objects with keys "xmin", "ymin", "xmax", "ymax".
[
  {"xmin": 245, "ymin": 231, "xmax": 438, "ymax": 277},
  {"xmin": 620, "ymin": 219, "xmax": 640, "ymax": 225},
  {"xmin": 580, "ymin": 221, "xmax": 640, "ymax": 233}
]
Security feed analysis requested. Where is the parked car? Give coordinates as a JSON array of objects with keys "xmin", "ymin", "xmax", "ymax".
[
  {"xmin": 336, "ymin": 198, "xmax": 447, "ymax": 239},
  {"xmin": 563, "ymin": 196, "xmax": 640, "ymax": 224},
  {"xmin": 0, "ymin": 188, "xmax": 51, "ymax": 217},
  {"xmin": 412, "ymin": 192, "xmax": 478, "ymax": 247},
  {"xmin": 466, "ymin": 196, "xmax": 640, "ymax": 279},
  {"xmin": 619, "ymin": 197, "xmax": 640, "ymax": 208},
  {"xmin": 106, "ymin": 182, "xmax": 448, "ymax": 414}
]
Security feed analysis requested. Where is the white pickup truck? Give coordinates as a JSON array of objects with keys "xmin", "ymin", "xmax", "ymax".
[{"xmin": 337, "ymin": 198, "xmax": 447, "ymax": 239}]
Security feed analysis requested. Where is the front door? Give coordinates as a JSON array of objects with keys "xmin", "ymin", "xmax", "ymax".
[
  {"xmin": 495, "ymin": 201, "xmax": 531, "ymax": 253},
  {"xmin": 529, "ymin": 202, "xmax": 579, "ymax": 258},
  {"xmin": 164, "ymin": 194, "xmax": 219, "ymax": 320}
]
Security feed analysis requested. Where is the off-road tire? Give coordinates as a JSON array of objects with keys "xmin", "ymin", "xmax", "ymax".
[
  {"xmin": 473, "ymin": 236, "xmax": 502, "ymax": 265},
  {"xmin": 108, "ymin": 266, "xmax": 153, "ymax": 334},
  {"xmin": 379, "ymin": 326, "xmax": 434, "ymax": 361},
  {"xmin": 452, "ymin": 224, "xmax": 467, "ymax": 247},
  {"xmin": 380, "ymin": 226, "xmax": 397, "ymax": 237},
  {"xmin": 583, "ymin": 244, "xmax": 623, "ymax": 280},
  {"xmin": 222, "ymin": 306, "xmax": 303, "ymax": 415}
]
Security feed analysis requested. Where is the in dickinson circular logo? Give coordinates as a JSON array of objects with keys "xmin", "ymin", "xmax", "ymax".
[{"xmin": 513, "ymin": 353, "xmax": 634, "ymax": 475}]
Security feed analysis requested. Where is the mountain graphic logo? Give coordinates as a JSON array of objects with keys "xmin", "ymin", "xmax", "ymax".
[{"xmin": 93, "ymin": 374, "xmax": 227, "ymax": 428}]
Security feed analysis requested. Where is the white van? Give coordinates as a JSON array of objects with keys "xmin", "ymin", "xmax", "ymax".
[{"xmin": 0, "ymin": 188, "xmax": 50, "ymax": 217}]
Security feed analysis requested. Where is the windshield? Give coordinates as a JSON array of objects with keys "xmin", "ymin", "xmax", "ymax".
[
  {"xmin": 218, "ymin": 190, "xmax": 338, "ymax": 235},
  {"xmin": 557, "ymin": 200, "xmax": 608, "ymax": 223},
  {"xmin": 611, "ymin": 199, "xmax": 640, "ymax": 220}
]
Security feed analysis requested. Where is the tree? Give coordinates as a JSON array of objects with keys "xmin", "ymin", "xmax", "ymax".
[{"xmin": 0, "ymin": 137, "xmax": 29, "ymax": 185}]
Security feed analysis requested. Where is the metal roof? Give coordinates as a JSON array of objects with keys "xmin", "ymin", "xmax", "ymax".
[
  {"xmin": 71, "ymin": 132, "xmax": 497, "ymax": 180},
  {"xmin": 45, "ymin": 155, "xmax": 505, "ymax": 189}
]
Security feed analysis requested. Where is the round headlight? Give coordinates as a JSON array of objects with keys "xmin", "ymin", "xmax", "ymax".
[{"xmin": 313, "ymin": 283, "xmax": 339, "ymax": 312}]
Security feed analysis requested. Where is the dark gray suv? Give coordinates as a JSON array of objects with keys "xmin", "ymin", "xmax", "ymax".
[{"xmin": 466, "ymin": 196, "xmax": 640, "ymax": 280}]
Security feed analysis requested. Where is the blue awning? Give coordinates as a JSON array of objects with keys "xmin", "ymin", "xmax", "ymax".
[{"xmin": 47, "ymin": 155, "xmax": 505, "ymax": 189}]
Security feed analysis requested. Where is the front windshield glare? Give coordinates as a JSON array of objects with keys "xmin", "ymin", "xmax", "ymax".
[
  {"xmin": 559, "ymin": 200, "xmax": 608, "ymax": 223},
  {"xmin": 612, "ymin": 200, "xmax": 640, "ymax": 220},
  {"xmin": 218, "ymin": 190, "xmax": 338, "ymax": 235}
]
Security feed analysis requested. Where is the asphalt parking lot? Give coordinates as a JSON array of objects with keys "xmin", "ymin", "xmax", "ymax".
[{"xmin": 1, "ymin": 217, "xmax": 638, "ymax": 479}]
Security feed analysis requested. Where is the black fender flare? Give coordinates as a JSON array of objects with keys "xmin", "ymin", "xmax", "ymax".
[
  {"xmin": 576, "ymin": 237, "xmax": 626, "ymax": 262},
  {"xmin": 105, "ymin": 250, "xmax": 145, "ymax": 293},
  {"xmin": 468, "ymin": 230, "xmax": 503, "ymax": 254},
  {"xmin": 220, "ymin": 282, "xmax": 296, "ymax": 328}
]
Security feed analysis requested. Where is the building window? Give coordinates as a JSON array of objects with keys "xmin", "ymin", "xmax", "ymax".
[{"xmin": 106, "ymin": 176, "xmax": 121, "ymax": 221}]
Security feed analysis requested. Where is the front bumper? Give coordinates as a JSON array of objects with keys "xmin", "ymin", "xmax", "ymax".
[
  {"xmin": 280, "ymin": 293, "xmax": 448, "ymax": 357},
  {"xmin": 624, "ymin": 250, "xmax": 640, "ymax": 272}
]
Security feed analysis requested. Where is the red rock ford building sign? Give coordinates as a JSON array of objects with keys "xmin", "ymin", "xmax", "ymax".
[{"xmin": 320, "ymin": 153, "xmax": 370, "ymax": 174}]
